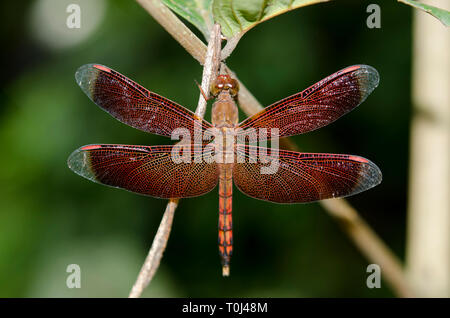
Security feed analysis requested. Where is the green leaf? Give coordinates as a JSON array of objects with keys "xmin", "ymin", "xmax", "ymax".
[
  {"xmin": 162, "ymin": 0, "xmax": 214, "ymax": 39},
  {"xmin": 212, "ymin": 0, "xmax": 329, "ymax": 38},
  {"xmin": 399, "ymin": 0, "xmax": 450, "ymax": 27}
]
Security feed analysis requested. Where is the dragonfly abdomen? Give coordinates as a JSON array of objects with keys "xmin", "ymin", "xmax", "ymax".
[{"xmin": 218, "ymin": 164, "xmax": 233, "ymax": 276}]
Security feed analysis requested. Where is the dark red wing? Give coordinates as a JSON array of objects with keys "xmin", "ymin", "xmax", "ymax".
[
  {"xmin": 68, "ymin": 144, "xmax": 219, "ymax": 198},
  {"xmin": 237, "ymin": 65, "xmax": 379, "ymax": 140},
  {"xmin": 76, "ymin": 64, "xmax": 212, "ymax": 138},
  {"xmin": 233, "ymin": 145, "xmax": 382, "ymax": 203}
]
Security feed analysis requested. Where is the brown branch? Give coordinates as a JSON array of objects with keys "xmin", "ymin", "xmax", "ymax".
[{"xmin": 135, "ymin": 0, "xmax": 413, "ymax": 297}]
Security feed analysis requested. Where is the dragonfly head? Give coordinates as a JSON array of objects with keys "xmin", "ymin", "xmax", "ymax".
[{"xmin": 211, "ymin": 75, "xmax": 239, "ymax": 97}]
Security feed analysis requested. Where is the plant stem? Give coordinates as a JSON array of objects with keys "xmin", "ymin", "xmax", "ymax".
[{"xmin": 406, "ymin": 1, "xmax": 450, "ymax": 297}]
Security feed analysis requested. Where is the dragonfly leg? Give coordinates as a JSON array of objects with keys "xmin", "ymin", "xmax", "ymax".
[{"xmin": 195, "ymin": 79, "xmax": 212, "ymax": 102}]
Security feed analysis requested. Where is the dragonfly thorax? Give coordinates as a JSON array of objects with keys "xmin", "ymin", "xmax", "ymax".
[{"xmin": 211, "ymin": 89, "xmax": 239, "ymax": 128}]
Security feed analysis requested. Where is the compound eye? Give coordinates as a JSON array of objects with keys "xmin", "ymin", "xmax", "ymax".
[
  {"xmin": 210, "ymin": 83, "xmax": 221, "ymax": 97},
  {"xmin": 229, "ymin": 79, "xmax": 239, "ymax": 97}
]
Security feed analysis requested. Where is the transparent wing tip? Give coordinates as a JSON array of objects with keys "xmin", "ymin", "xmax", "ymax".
[
  {"xmin": 354, "ymin": 65, "xmax": 380, "ymax": 102},
  {"xmin": 67, "ymin": 146, "xmax": 97, "ymax": 182},
  {"xmin": 355, "ymin": 158, "xmax": 383, "ymax": 193},
  {"xmin": 75, "ymin": 64, "xmax": 109, "ymax": 100}
]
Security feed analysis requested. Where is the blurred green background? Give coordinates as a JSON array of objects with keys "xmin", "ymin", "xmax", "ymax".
[{"xmin": 0, "ymin": 0, "xmax": 412, "ymax": 297}]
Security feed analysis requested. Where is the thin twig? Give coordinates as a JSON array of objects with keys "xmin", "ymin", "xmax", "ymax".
[
  {"xmin": 129, "ymin": 199, "xmax": 178, "ymax": 298},
  {"xmin": 196, "ymin": 24, "xmax": 222, "ymax": 117},
  {"xmin": 136, "ymin": 0, "xmax": 207, "ymax": 64},
  {"xmin": 135, "ymin": 0, "xmax": 413, "ymax": 297},
  {"xmin": 128, "ymin": 10, "xmax": 222, "ymax": 297},
  {"xmin": 221, "ymin": 33, "xmax": 244, "ymax": 61}
]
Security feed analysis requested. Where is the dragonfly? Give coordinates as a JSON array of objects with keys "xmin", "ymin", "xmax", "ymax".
[{"xmin": 68, "ymin": 64, "xmax": 382, "ymax": 276}]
